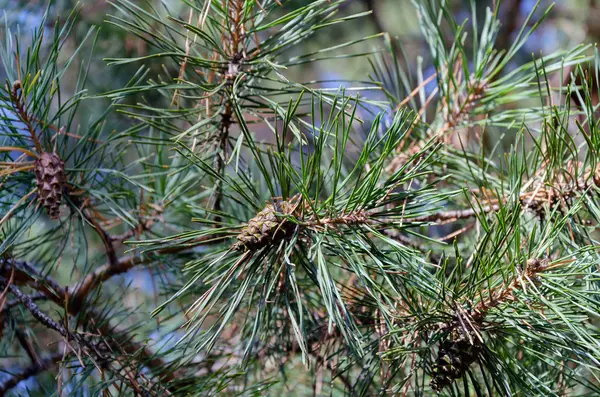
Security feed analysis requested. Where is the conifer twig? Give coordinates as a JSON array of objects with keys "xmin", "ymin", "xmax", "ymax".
[
  {"xmin": 0, "ymin": 280, "xmax": 98, "ymax": 354},
  {"xmin": 0, "ymin": 260, "xmax": 178, "ymax": 387},
  {"xmin": 7, "ymin": 80, "xmax": 43, "ymax": 153}
]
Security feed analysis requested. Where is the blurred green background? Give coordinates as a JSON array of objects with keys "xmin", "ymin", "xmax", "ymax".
[
  {"xmin": 1, "ymin": 0, "xmax": 597, "ymax": 133},
  {"xmin": 1, "ymin": 0, "xmax": 596, "ymax": 119}
]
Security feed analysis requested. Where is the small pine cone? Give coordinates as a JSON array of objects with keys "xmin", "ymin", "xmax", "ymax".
[
  {"xmin": 235, "ymin": 197, "xmax": 300, "ymax": 251},
  {"xmin": 34, "ymin": 152, "xmax": 66, "ymax": 219},
  {"xmin": 431, "ymin": 328, "xmax": 482, "ymax": 392}
]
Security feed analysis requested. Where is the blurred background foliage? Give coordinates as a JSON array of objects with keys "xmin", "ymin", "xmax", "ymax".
[{"xmin": 1, "ymin": 0, "xmax": 598, "ymax": 138}]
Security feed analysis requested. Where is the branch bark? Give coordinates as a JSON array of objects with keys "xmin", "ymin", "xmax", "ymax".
[
  {"xmin": 0, "ymin": 233, "xmax": 229, "ymax": 394},
  {"xmin": 0, "ymin": 259, "xmax": 176, "ymax": 390},
  {"xmin": 0, "ymin": 280, "xmax": 106, "ymax": 360}
]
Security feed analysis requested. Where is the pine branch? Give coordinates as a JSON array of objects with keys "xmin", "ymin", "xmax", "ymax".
[
  {"xmin": 0, "ymin": 228, "xmax": 230, "ymax": 393},
  {"xmin": 211, "ymin": 0, "xmax": 245, "ymax": 222},
  {"xmin": 408, "ymin": 204, "xmax": 500, "ymax": 223},
  {"xmin": 401, "ymin": 164, "xmax": 600, "ymax": 225},
  {"xmin": 7, "ymin": 80, "xmax": 43, "ymax": 153},
  {"xmin": 0, "ymin": 259, "xmax": 178, "ymax": 388},
  {"xmin": 69, "ymin": 233, "xmax": 229, "ymax": 310},
  {"xmin": 0, "ymin": 279, "xmax": 102, "ymax": 357},
  {"xmin": 473, "ymin": 257, "xmax": 552, "ymax": 320},
  {"xmin": 4, "ymin": 292, "xmax": 48, "ymax": 310}
]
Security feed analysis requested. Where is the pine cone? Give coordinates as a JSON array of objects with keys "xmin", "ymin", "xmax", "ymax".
[
  {"xmin": 235, "ymin": 196, "xmax": 300, "ymax": 251},
  {"xmin": 431, "ymin": 327, "xmax": 482, "ymax": 392},
  {"xmin": 34, "ymin": 152, "xmax": 66, "ymax": 219}
]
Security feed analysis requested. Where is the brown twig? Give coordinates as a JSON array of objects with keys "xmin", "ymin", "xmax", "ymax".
[
  {"xmin": 387, "ymin": 58, "xmax": 487, "ymax": 173},
  {"xmin": 69, "ymin": 234, "xmax": 229, "ymax": 310},
  {"xmin": 80, "ymin": 203, "xmax": 120, "ymax": 267},
  {"xmin": 2, "ymin": 233, "xmax": 226, "ymax": 314},
  {"xmin": 209, "ymin": 0, "xmax": 247, "ymax": 222},
  {"xmin": 473, "ymin": 258, "xmax": 553, "ymax": 321},
  {"xmin": 8, "ymin": 81, "xmax": 43, "ymax": 153},
  {"xmin": 0, "ymin": 279, "xmax": 110, "ymax": 379},
  {"xmin": 400, "ymin": 164, "xmax": 600, "ymax": 226},
  {"xmin": 304, "ymin": 210, "xmax": 371, "ymax": 231},
  {"xmin": 212, "ymin": 104, "xmax": 232, "ymax": 222},
  {"xmin": 409, "ymin": 204, "xmax": 501, "ymax": 224}
]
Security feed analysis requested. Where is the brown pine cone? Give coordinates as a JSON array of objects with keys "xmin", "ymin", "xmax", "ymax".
[
  {"xmin": 234, "ymin": 196, "xmax": 301, "ymax": 251},
  {"xmin": 34, "ymin": 152, "xmax": 66, "ymax": 219},
  {"xmin": 431, "ymin": 327, "xmax": 482, "ymax": 392}
]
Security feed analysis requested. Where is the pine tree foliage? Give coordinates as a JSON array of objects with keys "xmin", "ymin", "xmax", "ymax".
[{"xmin": 1, "ymin": 0, "xmax": 600, "ymax": 396}]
